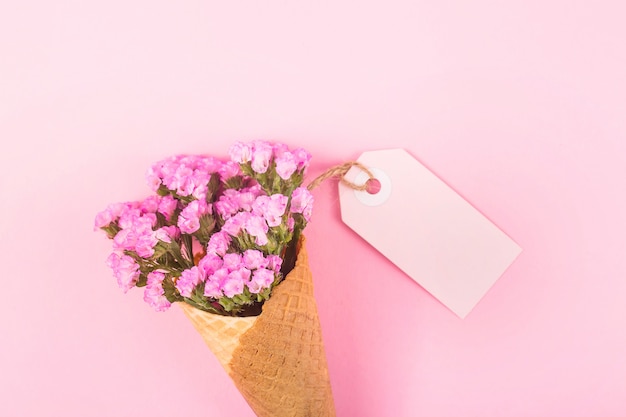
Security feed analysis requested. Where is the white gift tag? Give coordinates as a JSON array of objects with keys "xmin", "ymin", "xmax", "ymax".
[{"xmin": 339, "ymin": 149, "xmax": 522, "ymax": 318}]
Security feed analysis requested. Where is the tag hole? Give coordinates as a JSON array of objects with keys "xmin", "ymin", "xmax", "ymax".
[{"xmin": 365, "ymin": 178, "xmax": 381, "ymax": 194}]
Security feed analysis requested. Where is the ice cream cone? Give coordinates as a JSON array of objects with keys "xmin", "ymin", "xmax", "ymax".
[
  {"xmin": 179, "ymin": 237, "xmax": 336, "ymax": 417},
  {"xmin": 178, "ymin": 303, "xmax": 257, "ymax": 373}
]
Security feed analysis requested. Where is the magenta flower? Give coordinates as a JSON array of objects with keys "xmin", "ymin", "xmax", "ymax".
[
  {"xmin": 157, "ymin": 195, "xmax": 177, "ymax": 220},
  {"xmin": 248, "ymin": 268, "xmax": 275, "ymax": 294},
  {"xmin": 98, "ymin": 141, "xmax": 315, "ymax": 315},
  {"xmin": 204, "ymin": 268, "xmax": 229, "ymax": 298},
  {"xmin": 143, "ymin": 272, "xmax": 171, "ymax": 312},
  {"xmin": 155, "ymin": 225, "xmax": 179, "ymax": 243},
  {"xmin": 148, "ymin": 155, "xmax": 222, "ymax": 200},
  {"xmin": 176, "ymin": 266, "xmax": 205, "ymax": 297},
  {"xmin": 266, "ymin": 254, "xmax": 283, "ymax": 273},
  {"xmin": 290, "ymin": 187, "xmax": 314, "ymax": 221},
  {"xmin": 135, "ymin": 232, "xmax": 159, "ymax": 258},
  {"xmin": 94, "ymin": 210, "xmax": 114, "ymax": 229},
  {"xmin": 275, "ymin": 151, "xmax": 297, "ymax": 180},
  {"xmin": 94, "ymin": 202, "xmax": 127, "ymax": 229},
  {"xmin": 140, "ymin": 196, "xmax": 160, "ymax": 213},
  {"xmin": 178, "ymin": 199, "xmax": 209, "ymax": 234},
  {"xmin": 242, "ymin": 249, "xmax": 268, "ymax": 270},
  {"xmin": 244, "ymin": 214, "xmax": 269, "ymax": 246},
  {"xmin": 222, "ymin": 211, "xmax": 250, "ymax": 236},
  {"xmin": 190, "ymin": 171, "xmax": 211, "ymax": 200},
  {"xmin": 222, "ymin": 268, "xmax": 250, "ymax": 297},
  {"xmin": 198, "ymin": 253, "xmax": 223, "ymax": 276},
  {"xmin": 166, "ymin": 164, "xmax": 194, "ymax": 194},
  {"xmin": 228, "ymin": 141, "xmax": 252, "ymax": 164},
  {"xmin": 106, "ymin": 252, "xmax": 141, "ymax": 293},
  {"xmin": 252, "ymin": 194, "xmax": 288, "ymax": 228},
  {"xmin": 215, "ymin": 189, "xmax": 241, "ymax": 219},
  {"xmin": 250, "ymin": 141, "xmax": 273, "ymax": 174},
  {"xmin": 223, "ymin": 253, "xmax": 243, "ymax": 271},
  {"xmin": 110, "ymin": 212, "xmax": 159, "ymax": 257},
  {"xmin": 236, "ymin": 188, "xmax": 261, "ymax": 212},
  {"xmin": 117, "ymin": 205, "xmax": 142, "ymax": 229},
  {"xmin": 272, "ymin": 142, "xmax": 289, "ymax": 158},
  {"xmin": 196, "ymin": 156, "xmax": 223, "ymax": 173},
  {"xmin": 293, "ymin": 147, "xmax": 312, "ymax": 170},
  {"xmin": 219, "ymin": 161, "xmax": 242, "ymax": 180},
  {"xmin": 207, "ymin": 231, "xmax": 231, "ymax": 256},
  {"xmin": 145, "ymin": 168, "xmax": 162, "ymax": 191}
]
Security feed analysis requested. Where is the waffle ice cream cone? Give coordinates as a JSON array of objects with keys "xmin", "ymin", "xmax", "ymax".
[{"xmin": 179, "ymin": 237, "xmax": 336, "ymax": 417}]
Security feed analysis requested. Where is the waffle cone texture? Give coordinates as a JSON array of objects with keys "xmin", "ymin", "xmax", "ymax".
[{"xmin": 179, "ymin": 237, "xmax": 336, "ymax": 417}]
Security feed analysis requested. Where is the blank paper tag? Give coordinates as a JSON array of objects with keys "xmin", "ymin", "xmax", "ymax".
[{"xmin": 339, "ymin": 149, "xmax": 522, "ymax": 318}]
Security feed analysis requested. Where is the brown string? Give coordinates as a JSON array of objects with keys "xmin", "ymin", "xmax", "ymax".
[{"xmin": 307, "ymin": 161, "xmax": 375, "ymax": 191}]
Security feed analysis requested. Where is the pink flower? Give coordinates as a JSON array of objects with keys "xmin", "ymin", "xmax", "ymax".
[
  {"xmin": 140, "ymin": 196, "xmax": 160, "ymax": 213},
  {"xmin": 222, "ymin": 211, "xmax": 250, "ymax": 236},
  {"xmin": 250, "ymin": 141, "xmax": 273, "ymax": 174},
  {"xmin": 290, "ymin": 187, "xmax": 314, "ymax": 221},
  {"xmin": 293, "ymin": 147, "xmax": 312, "ymax": 170},
  {"xmin": 207, "ymin": 232, "xmax": 231, "ymax": 256},
  {"xmin": 198, "ymin": 253, "xmax": 223, "ymax": 275},
  {"xmin": 145, "ymin": 166, "xmax": 162, "ymax": 191},
  {"xmin": 106, "ymin": 252, "xmax": 140, "ymax": 293},
  {"xmin": 158, "ymin": 195, "xmax": 177, "ymax": 220},
  {"xmin": 275, "ymin": 151, "xmax": 297, "ymax": 180},
  {"xmin": 266, "ymin": 254, "xmax": 283, "ymax": 273},
  {"xmin": 176, "ymin": 266, "xmax": 205, "ymax": 297},
  {"xmin": 272, "ymin": 142, "xmax": 289, "ymax": 158},
  {"xmin": 166, "ymin": 164, "xmax": 194, "ymax": 193},
  {"xmin": 228, "ymin": 142, "xmax": 252, "ymax": 164},
  {"xmin": 135, "ymin": 232, "xmax": 158, "ymax": 258},
  {"xmin": 112, "ymin": 213, "xmax": 156, "ymax": 254},
  {"xmin": 248, "ymin": 268, "xmax": 275, "ymax": 294},
  {"xmin": 219, "ymin": 161, "xmax": 241, "ymax": 180},
  {"xmin": 252, "ymin": 194, "xmax": 288, "ymax": 227},
  {"xmin": 94, "ymin": 210, "xmax": 114, "ymax": 229},
  {"xmin": 222, "ymin": 268, "xmax": 250, "ymax": 297},
  {"xmin": 112, "ymin": 228, "xmax": 136, "ymax": 251},
  {"xmin": 189, "ymin": 171, "xmax": 211, "ymax": 200},
  {"xmin": 197, "ymin": 156, "xmax": 222, "ymax": 173},
  {"xmin": 117, "ymin": 207, "xmax": 141, "ymax": 230},
  {"xmin": 237, "ymin": 188, "xmax": 261, "ymax": 211},
  {"xmin": 94, "ymin": 202, "xmax": 126, "ymax": 229},
  {"xmin": 204, "ymin": 268, "xmax": 229, "ymax": 298},
  {"xmin": 215, "ymin": 189, "xmax": 241, "ymax": 219},
  {"xmin": 143, "ymin": 272, "xmax": 171, "ymax": 312},
  {"xmin": 242, "ymin": 249, "xmax": 268, "ymax": 270},
  {"xmin": 150, "ymin": 155, "xmax": 221, "ymax": 200},
  {"xmin": 178, "ymin": 199, "xmax": 209, "ymax": 234},
  {"xmin": 155, "ymin": 226, "xmax": 179, "ymax": 243},
  {"xmin": 244, "ymin": 214, "xmax": 269, "ymax": 246},
  {"xmin": 223, "ymin": 253, "xmax": 243, "ymax": 271}
]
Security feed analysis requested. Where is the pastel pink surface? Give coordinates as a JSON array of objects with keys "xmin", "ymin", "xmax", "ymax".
[{"xmin": 1, "ymin": 1, "xmax": 625, "ymax": 417}]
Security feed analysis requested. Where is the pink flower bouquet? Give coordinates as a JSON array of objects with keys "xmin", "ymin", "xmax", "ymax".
[{"xmin": 96, "ymin": 141, "xmax": 335, "ymax": 416}]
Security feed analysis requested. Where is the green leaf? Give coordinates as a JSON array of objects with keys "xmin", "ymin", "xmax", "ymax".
[
  {"xmin": 224, "ymin": 175, "xmax": 244, "ymax": 190},
  {"xmin": 136, "ymin": 273, "xmax": 148, "ymax": 287},
  {"xmin": 206, "ymin": 173, "xmax": 221, "ymax": 201},
  {"xmin": 218, "ymin": 297, "xmax": 235, "ymax": 312},
  {"xmin": 163, "ymin": 276, "xmax": 182, "ymax": 303},
  {"xmin": 151, "ymin": 242, "xmax": 169, "ymax": 260},
  {"xmin": 156, "ymin": 185, "xmax": 170, "ymax": 196}
]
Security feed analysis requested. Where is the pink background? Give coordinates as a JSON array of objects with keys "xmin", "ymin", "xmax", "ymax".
[{"xmin": 1, "ymin": 1, "xmax": 625, "ymax": 416}]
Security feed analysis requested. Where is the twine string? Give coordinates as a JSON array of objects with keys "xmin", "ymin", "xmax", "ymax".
[{"xmin": 307, "ymin": 161, "xmax": 376, "ymax": 191}]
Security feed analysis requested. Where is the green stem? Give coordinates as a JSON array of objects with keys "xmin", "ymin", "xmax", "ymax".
[{"xmin": 181, "ymin": 234, "xmax": 194, "ymax": 265}]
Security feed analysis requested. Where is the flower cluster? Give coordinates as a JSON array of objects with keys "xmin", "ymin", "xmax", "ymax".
[{"xmin": 96, "ymin": 141, "xmax": 314, "ymax": 315}]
